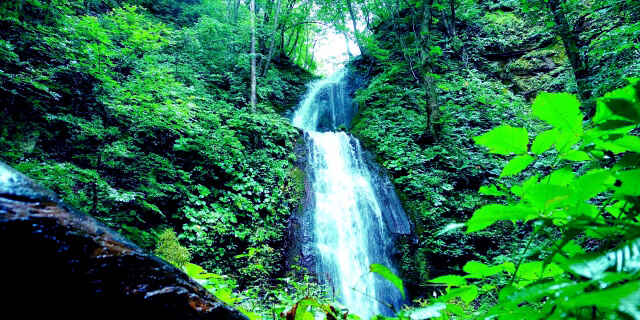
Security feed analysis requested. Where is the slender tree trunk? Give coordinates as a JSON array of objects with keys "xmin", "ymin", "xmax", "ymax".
[
  {"xmin": 229, "ymin": 0, "xmax": 241, "ymax": 24},
  {"xmin": 288, "ymin": 28, "xmax": 300, "ymax": 56},
  {"xmin": 345, "ymin": 0, "xmax": 364, "ymax": 54},
  {"xmin": 261, "ymin": 0, "xmax": 282, "ymax": 77},
  {"xmin": 280, "ymin": 26, "xmax": 286, "ymax": 53},
  {"xmin": 390, "ymin": 0, "xmax": 419, "ymax": 81},
  {"xmin": 309, "ymin": 40, "xmax": 317, "ymax": 67},
  {"xmin": 359, "ymin": 0, "xmax": 372, "ymax": 31},
  {"xmin": 547, "ymin": 0, "xmax": 590, "ymax": 104},
  {"xmin": 420, "ymin": 0, "xmax": 440, "ymax": 136},
  {"xmin": 343, "ymin": 31, "xmax": 353, "ymax": 59},
  {"xmin": 303, "ymin": 28, "xmax": 310, "ymax": 67},
  {"xmin": 450, "ymin": 0, "xmax": 456, "ymax": 37},
  {"xmin": 250, "ymin": 0, "xmax": 257, "ymax": 111}
]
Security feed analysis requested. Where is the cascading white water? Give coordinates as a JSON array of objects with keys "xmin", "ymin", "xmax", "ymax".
[{"xmin": 292, "ymin": 69, "xmax": 409, "ymax": 319}]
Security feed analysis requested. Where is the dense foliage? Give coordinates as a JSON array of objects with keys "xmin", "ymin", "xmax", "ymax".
[
  {"xmin": 0, "ymin": 0, "xmax": 314, "ymax": 286},
  {"xmin": 348, "ymin": 0, "xmax": 640, "ymax": 302},
  {"xmin": 423, "ymin": 80, "xmax": 640, "ymax": 319}
]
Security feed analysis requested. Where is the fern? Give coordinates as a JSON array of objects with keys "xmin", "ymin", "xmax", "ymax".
[{"xmin": 568, "ymin": 238, "xmax": 640, "ymax": 279}]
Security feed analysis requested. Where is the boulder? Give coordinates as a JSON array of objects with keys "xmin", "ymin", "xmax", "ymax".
[{"xmin": 0, "ymin": 161, "xmax": 247, "ymax": 320}]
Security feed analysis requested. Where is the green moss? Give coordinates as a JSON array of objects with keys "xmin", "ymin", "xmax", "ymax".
[
  {"xmin": 286, "ymin": 166, "xmax": 306, "ymax": 209},
  {"xmin": 155, "ymin": 229, "xmax": 191, "ymax": 268},
  {"xmin": 507, "ymin": 58, "xmax": 537, "ymax": 72},
  {"xmin": 523, "ymin": 49, "xmax": 557, "ymax": 59}
]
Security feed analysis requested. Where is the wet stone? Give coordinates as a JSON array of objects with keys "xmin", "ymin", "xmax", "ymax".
[{"xmin": 0, "ymin": 161, "xmax": 247, "ymax": 320}]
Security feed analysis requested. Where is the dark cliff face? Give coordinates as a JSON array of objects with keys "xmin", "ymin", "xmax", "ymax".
[{"xmin": 0, "ymin": 161, "xmax": 247, "ymax": 320}]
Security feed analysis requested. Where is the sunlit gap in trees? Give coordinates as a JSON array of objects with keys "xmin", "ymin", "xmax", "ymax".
[{"xmin": 313, "ymin": 20, "xmax": 361, "ymax": 76}]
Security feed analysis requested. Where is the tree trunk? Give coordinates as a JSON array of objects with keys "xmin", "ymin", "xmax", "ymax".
[
  {"xmin": 449, "ymin": 0, "xmax": 456, "ymax": 37},
  {"xmin": 547, "ymin": 0, "xmax": 590, "ymax": 104},
  {"xmin": 345, "ymin": 0, "xmax": 364, "ymax": 54},
  {"xmin": 229, "ymin": 0, "xmax": 241, "ymax": 24},
  {"xmin": 309, "ymin": 40, "xmax": 317, "ymax": 67},
  {"xmin": 343, "ymin": 31, "xmax": 353, "ymax": 59},
  {"xmin": 288, "ymin": 28, "xmax": 300, "ymax": 57},
  {"xmin": 280, "ymin": 25, "xmax": 286, "ymax": 53},
  {"xmin": 260, "ymin": 0, "xmax": 282, "ymax": 77},
  {"xmin": 390, "ymin": 0, "xmax": 419, "ymax": 81},
  {"xmin": 359, "ymin": 0, "xmax": 372, "ymax": 31},
  {"xmin": 250, "ymin": 0, "xmax": 257, "ymax": 111},
  {"xmin": 420, "ymin": 0, "xmax": 440, "ymax": 136}
]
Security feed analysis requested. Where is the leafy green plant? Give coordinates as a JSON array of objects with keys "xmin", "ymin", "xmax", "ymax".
[
  {"xmin": 427, "ymin": 80, "xmax": 640, "ymax": 319},
  {"xmin": 155, "ymin": 228, "xmax": 191, "ymax": 268},
  {"xmin": 1, "ymin": 0, "xmax": 315, "ymax": 294}
]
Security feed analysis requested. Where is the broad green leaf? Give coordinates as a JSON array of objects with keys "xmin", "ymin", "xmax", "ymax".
[
  {"xmin": 500, "ymin": 262, "xmax": 516, "ymax": 274},
  {"xmin": 524, "ymin": 184, "xmax": 572, "ymax": 211},
  {"xmin": 530, "ymin": 129, "xmax": 558, "ymax": 154},
  {"xmin": 569, "ymin": 170, "xmax": 614, "ymax": 202},
  {"xmin": 605, "ymin": 200, "xmax": 630, "ymax": 219},
  {"xmin": 429, "ymin": 275, "xmax": 467, "ymax": 287},
  {"xmin": 612, "ymin": 135, "xmax": 640, "ymax": 152},
  {"xmin": 215, "ymin": 288, "xmax": 237, "ymax": 305},
  {"xmin": 487, "ymin": 305, "xmax": 541, "ymax": 320},
  {"xmin": 616, "ymin": 169, "xmax": 640, "ymax": 196},
  {"xmin": 555, "ymin": 131, "xmax": 581, "ymax": 153},
  {"xmin": 445, "ymin": 286, "xmax": 479, "ymax": 304},
  {"xmin": 463, "ymin": 261, "xmax": 512, "ymax": 278},
  {"xmin": 463, "ymin": 261, "xmax": 491, "ymax": 277},
  {"xmin": 593, "ymin": 100, "xmax": 614, "ymax": 124},
  {"xmin": 596, "ymin": 82, "xmax": 640, "ymax": 124},
  {"xmin": 243, "ymin": 311, "xmax": 261, "ymax": 320},
  {"xmin": 445, "ymin": 303, "xmax": 466, "ymax": 317},
  {"xmin": 500, "ymin": 155, "xmax": 535, "ymax": 178},
  {"xmin": 502, "ymin": 279, "xmax": 576, "ymax": 306},
  {"xmin": 543, "ymin": 166, "xmax": 575, "ymax": 186},
  {"xmin": 595, "ymin": 138, "xmax": 631, "ymax": 154},
  {"xmin": 370, "ymin": 264, "xmax": 405, "ymax": 299},
  {"xmin": 515, "ymin": 261, "xmax": 564, "ymax": 282},
  {"xmin": 551, "ymin": 239, "xmax": 586, "ymax": 264},
  {"xmin": 561, "ymin": 150, "xmax": 591, "ymax": 161},
  {"xmin": 466, "ymin": 204, "xmax": 538, "ymax": 233},
  {"xmin": 481, "ymin": 284, "xmax": 496, "ymax": 291},
  {"xmin": 596, "ymin": 120, "xmax": 636, "ymax": 131},
  {"xmin": 532, "ymin": 92, "xmax": 583, "ymax": 135},
  {"xmin": 183, "ymin": 263, "xmax": 205, "ymax": 278},
  {"xmin": 473, "ymin": 125, "xmax": 529, "ymax": 155},
  {"xmin": 561, "ymin": 235, "xmax": 586, "ymax": 255},
  {"xmin": 565, "ymin": 202, "xmax": 599, "ymax": 220},
  {"xmin": 563, "ymin": 280, "xmax": 640, "ymax": 318},
  {"xmin": 294, "ymin": 298, "xmax": 321, "ymax": 320},
  {"xmin": 604, "ymin": 98, "xmax": 640, "ymax": 122},
  {"xmin": 300, "ymin": 311, "xmax": 314, "ymax": 320},
  {"xmin": 614, "ymin": 153, "xmax": 640, "ymax": 171},
  {"xmin": 479, "ymin": 184, "xmax": 505, "ymax": 196},
  {"xmin": 511, "ymin": 174, "xmax": 540, "ymax": 197}
]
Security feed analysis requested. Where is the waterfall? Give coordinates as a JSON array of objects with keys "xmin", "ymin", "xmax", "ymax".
[{"xmin": 292, "ymin": 68, "xmax": 410, "ymax": 319}]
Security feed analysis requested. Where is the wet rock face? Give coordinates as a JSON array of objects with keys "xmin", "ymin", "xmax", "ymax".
[{"xmin": 0, "ymin": 161, "xmax": 247, "ymax": 320}]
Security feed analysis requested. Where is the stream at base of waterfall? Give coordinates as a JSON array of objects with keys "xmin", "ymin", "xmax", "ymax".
[{"xmin": 292, "ymin": 68, "xmax": 410, "ymax": 319}]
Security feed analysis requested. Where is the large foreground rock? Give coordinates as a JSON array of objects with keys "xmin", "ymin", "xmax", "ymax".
[{"xmin": 0, "ymin": 161, "xmax": 247, "ymax": 319}]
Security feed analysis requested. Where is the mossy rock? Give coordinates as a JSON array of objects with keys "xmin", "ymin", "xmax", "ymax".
[{"xmin": 285, "ymin": 166, "xmax": 306, "ymax": 210}]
